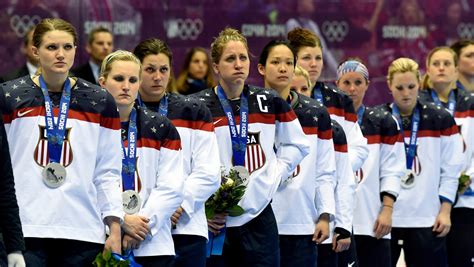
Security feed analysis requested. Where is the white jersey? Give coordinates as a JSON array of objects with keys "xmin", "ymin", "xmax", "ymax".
[
  {"xmin": 0, "ymin": 77, "xmax": 123, "ymax": 244},
  {"xmin": 124, "ymin": 106, "xmax": 184, "ymax": 257},
  {"xmin": 194, "ymin": 86, "xmax": 310, "ymax": 227},
  {"xmin": 419, "ymin": 88, "xmax": 474, "ymax": 209},
  {"xmin": 380, "ymin": 102, "xmax": 464, "ymax": 228},
  {"xmin": 353, "ymin": 106, "xmax": 405, "ymax": 238},
  {"xmin": 272, "ymin": 92, "xmax": 336, "ymax": 235},
  {"xmin": 142, "ymin": 93, "xmax": 221, "ymax": 239}
]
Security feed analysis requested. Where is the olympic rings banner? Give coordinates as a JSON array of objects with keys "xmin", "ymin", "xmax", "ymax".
[{"xmin": 1, "ymin": 0, "xmax": 473, "ymax": 105}]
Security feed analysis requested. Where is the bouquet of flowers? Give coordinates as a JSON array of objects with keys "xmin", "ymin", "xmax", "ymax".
[
  {"xmin": 93, "ymin": 250, "xmax": 141, "ymax": 267},
  {"xmin": 458, "ymin": 173, "xmax": 471, "ymax": 194},
  {"xmin": 205, "ymin": 166, "xmax": 248, "ymax": 219}
]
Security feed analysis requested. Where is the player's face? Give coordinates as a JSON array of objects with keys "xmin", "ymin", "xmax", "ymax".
[
  {"xmin": 389, "ymin": 71, "xmax": 419, "ymax": 115},
  {"xmin": 259, "ymin": 45, "xmax": 295, "ymax": 92},
  {"xmin": 296, "ymin": 46, "xmax": 323, "ymax": 84},
  {"xmin": 427, "ymin": 50, "xmax": 458, "ymax": 87},
  {"xmin": 337, "ymin": 72, "xmax": 368, "ymax": 110},
  {"xmin": 33, "ymin": 30, "xmax": 76, "ymax": 76},
  {"xmin": 139, "ymin": 53, "xmax": 170, "ymax": 101},
  {"xmin": 290, "ymin": 75, "xmax": 311, "ymax": 97},
  {"xmin": 99, "ymin": 60, "xmax": 140, "ymax": 109},
  {"xmin": 457, "ymin": 44, "xmax": 474, "ymax": 78},
  {"xmin": 213, "ymin": 40, "xmax": 249, "ymax": 90},
  {"xmin": 188, "ymin": 50, "xmax": 208, "ymax": 80}
]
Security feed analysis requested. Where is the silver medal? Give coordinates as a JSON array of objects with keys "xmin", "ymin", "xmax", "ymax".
[
  {"xmin": 42, "ymin": 162, "xmax": 66, "ymax": 188},
  {"xmin": 401, "ymin": 169, "xmax": 415, "ymax": 189},
  {"xmin": 233, "ymin": 165, "xmax": 250, "ymax": 186},
  {"xmin": 122, "ymin": 190, "xmax": 141, "ymax": 214}
]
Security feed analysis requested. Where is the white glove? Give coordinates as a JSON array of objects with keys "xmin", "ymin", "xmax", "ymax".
[{"xmin": 7, "ymin": 251, "xmax": 25, "ymax": 267}]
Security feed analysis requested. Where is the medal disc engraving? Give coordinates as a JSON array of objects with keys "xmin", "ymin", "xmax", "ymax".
[
  {"xmin": 233, "ymin": 165, "xmax": 250, "ymax": 186},
  {"xmin": 401, "ymin": 170, "xmax": 415, "ymax": 189},
  {"xmin": 42, "ymin": 162, "xmax": 66, "ymax": 188},
  {"xmin": 122, "ymin": 190, "xmax": 141, "ymax": 214}
]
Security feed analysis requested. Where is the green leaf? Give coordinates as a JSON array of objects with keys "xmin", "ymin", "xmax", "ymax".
[
  {"xmin": 227, "ymin": 205, "xmax": 245, "ymax": 216},
  {"xmin": 103, "ymin": 250, "xmax": 112, "ymax": 261},
  {"xmin": 206, "ymin": 207, "xmax": 215, "ymax": 219}
]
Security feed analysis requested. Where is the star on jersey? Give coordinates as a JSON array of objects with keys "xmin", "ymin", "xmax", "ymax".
[
  {"xmin": 325, "ymin": 96, "xmax": 331, "ymax": 102},
  {"xmin": 304, "ymin": 100, "xmax": 309, "ymax": 104},
  {"xmin": 12, "ymin": 84, "xmax": 18, "ymax": 90},
  {"xmin": 249, "ymin": 91, "xmax": 255, "ymax": 95},
  {"xmin": 199, "ymin": 98, "xmax": 205, "ymax": 101},
  {"xmin": 19, "ymin": 79, "xmax": 26, "ymax": 84},
  {"xmin": 82, "ymin": 82, "xmax": 89, "ymax": 87},
  {"xmin": 313, "ymin": 116, "xmax": 318, "ymax": 121},
  {"xmin": 15, "ymin": 96, "xmax": 21, "ymax": 102},
  {"xmin": 205, "ymin": 92, "xmax": 211, "ymax": 97},
  {"xmin": 264, "ymin": 90, "xmax": 270, "ymax": 94},
  {"xmin": 5, "ymin": 92, "xmax": 10, "ymax": 98},
  {"xmin": 151, "ymin": 126, "xmax": 157, "ymax": 133},
  {"xmin": 72, "ymin": 97, "xmax": 78, "ymax": 104},
  {"xmin": 423, "ymin": 114, "xmax": 429, "ymax": 119},
  {"xmin": 159, "ymin": 123, "xmax": 164, "ymax": 128},
  {"xmin": 90, "ymin": 100, "xmax": 97, "ymax": 106}
]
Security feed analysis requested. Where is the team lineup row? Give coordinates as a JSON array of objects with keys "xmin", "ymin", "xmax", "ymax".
[{"xmin": 0, "ymin": 18, "xmax": 473, "ymax": 267}]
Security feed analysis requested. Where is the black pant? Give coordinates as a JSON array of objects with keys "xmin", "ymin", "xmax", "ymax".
[
  {"xmin": 173, "ymin": 235, "xmax": 206, "ymax": 267},
  {"xmin": 317, "ymin": 244, "xmax": 337, "ymax": 267},
  {"xmin": 317, "ymin": 235, "xmax": 358, "ymax": 267},
  {"xmin": 279, "ymin": 235, "xmax": 317, "ymax": 267},
  {"xmin": 135, "ymin": 255, "xmax": 174, "ymax": 267},
  {"xmin": 222, "ymin": 204, "xmax": 280, "ymax": 267},
  {"xmin": 447, "ymin": 207, "xmax": 474, "ymax": 267},
  {"xmin": 354, "ymin": 235, "xmax": 391, "ymax": 267},
  {"xmin": 337, "ymin": 235, "xmax": 358, "ymax": 267},
  {"xmin": 23, "ymin": 238, "xmax": 102, "ymax": 267},
  {"xmin": 391, "ymin": 227, "xmax": 447, "ymax": 267}
]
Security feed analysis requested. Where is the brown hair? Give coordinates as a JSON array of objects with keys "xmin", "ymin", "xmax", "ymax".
[
  {"xmin": 450, "ymin": 39, "xmax": 474, "ymax": 63},
  {"xmin": 387, "ymin": 57, "xmax": 421, "ymax": 85},
  {"xmin": 176, "ymin": 47, "xmax": 215, "ymax": 94},
  {"xmin": 33, "ymin": 18, "xmax": 77, "ymax": 48},
  {"xmin": 100, "ymin": 50, "xmax": 142, "ymax": 80},
  {"xmin": 210, "ymin": 27, "xmax": 249, "ymax": 64},
  {"xmin": 287, "ymin": 27, "xmax": 322, "ymax": 53},
  {"xmin": 421, "ymin": 47, "xmax": 457, "ymax": 89},
  {"xmin": 88, "ymin": 26, "xmax": 112, "ymax": 45},
  {"xmin": 133, "ymin": 38, "xmax": 176, "ymax": 93}
]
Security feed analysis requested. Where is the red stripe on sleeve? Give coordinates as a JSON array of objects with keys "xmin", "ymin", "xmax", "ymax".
[
  {"xmin": 334, "ymin": 143, "xmax": 348, "ymax": 152},
  {"xmin": 318, "ymin": 129, "xmax": 332, "ymax": 140},
  {"xmin": 172, "ymin": 119, "xmax": 214, "ymax": 132},
  {"xmin": 441, "ymin": 124, "xmax": 459, "ymax": 136},
  {"xmin": 162, "ymin": 138, "xmax": 181, "ymax": 151},
  {"xmin": 302, "ymin": 126, "xmax": 317, "ymax": 135},
  {"xmin": 275, "ymin": 110, "xmax": 297, "ymax": 122}
]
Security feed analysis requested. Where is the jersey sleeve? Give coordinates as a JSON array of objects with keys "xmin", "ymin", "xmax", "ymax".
[
  {"xmin": 274, "ymin": 96, "xmax": 310, "ymax": 184},
  {"xmin": 140, "ymin": 120, "xmax": 184, "ymax": 236},
  {"xmin": 180, "ymin": 104, "xmax": 221, "ymax": 218},
  {"xmin": 0, "ymin": 114, "xmax": 25, "ymax": 253},
  {"xmin": 93, "ymin": 93, "xmax": 124, "ymax": 222},
  {"xmin": 439, "ymin": 113, "xmax": 464, "ymax": 203},
  {"xmin": 332, "ymin": 121, "xmax": 356, "ymax": 232},
  {"xmin": 379, "ymin": 114, "xmax": 405, "ymax": 198},
  {"xmin": 314, "ymin": 108, "xmax": 336, "ymax": 218}
]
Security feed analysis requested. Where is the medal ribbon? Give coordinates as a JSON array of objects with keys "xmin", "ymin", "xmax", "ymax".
[
  {"xmin": 122, "ymin": 107, "xmax": 138, "ymax": 191},
  {"xmin": 39, "ymin": 75, "xmax": 71, "ymax": 164},
  {"xmin": 137, "ymin": 93, "xmax": 168, "ymax": 116},
  {"xmin": 430, "ymin": 89, "xmax": 456, "ymax": 116},
  {"xmin": 216, "ymin": 85, "xmax": 248, "ymax": 166},
  {"xmin": 312, "ymin": 83, "xmax": 323, "ymax": 103},
  {"xmin": 356, "ymin": 105, "xmax": 365, "ymax": 126},
  {"xmin": 392, "ymin": 104, "xmax": 420, "ymax": 170}
]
